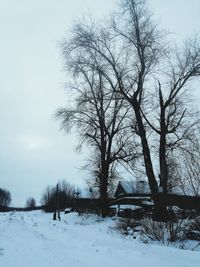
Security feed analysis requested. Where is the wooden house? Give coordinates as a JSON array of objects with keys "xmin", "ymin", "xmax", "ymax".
[
  {"xmin": 109, "ymin": 181, "xmax": 153, "ymax": 218},
  {"xmin": 114, "ymin": 180, "xmax": 151, "ymax": 198}
]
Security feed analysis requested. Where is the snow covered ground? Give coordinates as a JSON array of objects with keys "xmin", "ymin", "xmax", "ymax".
[{"xmin": 0, "ymin": 211, "xmax": 200, "ymax": 267}]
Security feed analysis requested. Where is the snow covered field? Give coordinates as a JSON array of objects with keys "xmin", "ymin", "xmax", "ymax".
[{"xmin": 0, "ymin": 211, "xmax": 200, "ymax": 267}]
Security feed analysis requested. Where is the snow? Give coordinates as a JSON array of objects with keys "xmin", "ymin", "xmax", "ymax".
[
  {"xmin": 110, "ymin": 204, "xmax": 142, "ymax": 210},
  {"xmin": 0, "ymin": 211, "xmax": 200, "ymax": 267},
  {"xmin": 116, "ymin": 196, "xmax": 151, "ymax": 200}
]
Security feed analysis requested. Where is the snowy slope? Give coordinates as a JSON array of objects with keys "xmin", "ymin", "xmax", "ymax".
[{"xmin": 0, "ymin": 211, "xmax": 200, "ymax": 267}]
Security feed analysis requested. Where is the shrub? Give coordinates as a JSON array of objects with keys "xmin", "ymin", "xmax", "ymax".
[
  {"xmin": 115, "ymin": 218, "xmax": 140, "ymax": 236},
  {"xmin": 141, "ymin": 217, "xmax": 186, "ymax": 243},
  {"xmin": 185, "ymin": 217, "xmax": 200, "ymax": 241},
  {"xmin": 187, "ymin": 217, "xmax": 200, "ymax": 232},
  {"xmin": 166, "ymin": 218, "xmax": 186, "ymax": 242},
  {"xmin": 141, "ymin": 217, "xmax": 166, "ymax": 242}
]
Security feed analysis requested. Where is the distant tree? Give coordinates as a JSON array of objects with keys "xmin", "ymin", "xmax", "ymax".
[
  {"xmin": 40, "ymin": 180, "xmax": 75, "ymax": 212},
  {"xmin": 0, "ymin": 188, "xmax": 11, "ymax": 207},
  {"xmin": 25, "ymin": 197, "xmax": 36, "ymax": 209}
]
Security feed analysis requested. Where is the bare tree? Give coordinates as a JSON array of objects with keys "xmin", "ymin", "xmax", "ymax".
[
  {"xmin": 56, "ymin": 62, "xmax": 138, "ymax": 216},
  {"xmin": 25, "ymin": 197, "xmax": 36, "ymax": 209},
  {"xmin": 40, "ymin": 180, "xmax": 75, "ymax": 212},
  {"xmin": 169, "ymin": 128, "xmax": 200, "ymax": 196},
  {"xmin": 60, "ymin": 0, "xmax": 200, "ymax": 219},
  {"xmin": 60, "ymin": 0, "xmax": 164, "ymax": 215}
]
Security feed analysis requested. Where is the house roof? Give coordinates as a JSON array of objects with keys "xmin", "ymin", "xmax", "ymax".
[
  {"xmin": 119, "ymin": 181, "xmax": 137, "ymax": 194},
  {"xmin": 114, "ymin": 180, "xmax": 150, "ymax": 197}
]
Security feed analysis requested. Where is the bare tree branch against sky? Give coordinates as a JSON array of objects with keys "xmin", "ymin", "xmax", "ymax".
[{"xmin": 0, "ymin": 0, "xmax": 200, "ymax": 206}]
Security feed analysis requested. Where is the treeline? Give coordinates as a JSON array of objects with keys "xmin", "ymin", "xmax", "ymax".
[
  {"xmin": 0, "ymin": 181, "xmax": 76, "ymax": 212},
  {"xmin": 0, "ymin": 206, "xmax": 43, "ymax": 212}
]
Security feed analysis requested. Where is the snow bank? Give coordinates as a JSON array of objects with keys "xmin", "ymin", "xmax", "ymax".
[{"xmin": 0, "ymin": 211, "xmax": 199, "ymax": 267}]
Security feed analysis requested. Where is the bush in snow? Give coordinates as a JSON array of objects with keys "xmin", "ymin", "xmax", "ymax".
[
  {"xmin": 185, "ymin": 217, "xmax": 200, "ymax": 241},
  {"xmin": 141, "ymin": 217, "xmax": 186, "ymax": 243},
  {"xmin": 115, "ymin": 218, "xmax": 140, "ymax": 237},
  {"xmin": 187, "ymin": 217, "xmax": 200, "ymax": 231},
  {"xmin": 167, "ymin": 218, "xmax": 186, "ymax": 242},
  {"xmin": 141, "ymin": 217, "xmax": 166, "ymax": 242}
]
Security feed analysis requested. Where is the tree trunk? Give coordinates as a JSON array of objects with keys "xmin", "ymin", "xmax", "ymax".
[
  {"xmin": 159, "ymin": 107, "xmax": 168, "ymax": 194},
  {"xmin": 133, "ymin": 102, "xmax": 158, "ymax": 195},
  {"xmin": 159, "ymin": 131, "xmax": 168, "ymax": 194},
  {"xmin": 99, "ymin": 162, "xmax": 109, "ymax": 217},
  {"xmin": 134, "ymin": 102, "xmax": 169, "ymax": 221}
]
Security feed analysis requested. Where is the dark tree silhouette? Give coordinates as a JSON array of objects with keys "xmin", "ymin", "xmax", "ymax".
[
  {"xmin": 40, "ymin": 180, "xmax": 75, "ymax": 213},
  {"xmin": 25, "ymin": 197, "xmax": 36, "ymax": 209},
  {"xmin": 0, "ymin": 188, "xmax": 11, "ymax": 207},
  {"xmin": 56, "ymin": 59, "xmax": 139, "ymax": 216}
]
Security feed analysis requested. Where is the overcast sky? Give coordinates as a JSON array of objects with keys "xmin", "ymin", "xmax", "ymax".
[{"xmin": 0, "ymin": 0, "xmax": 200, "ymax": 207}]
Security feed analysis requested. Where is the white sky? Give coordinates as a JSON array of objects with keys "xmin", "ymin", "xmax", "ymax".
[{"xmin": 0, "ymin": 0, "xmax": 200, "ymax": 206}]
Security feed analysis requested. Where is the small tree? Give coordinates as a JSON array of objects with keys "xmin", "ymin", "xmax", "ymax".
[
  {"xmin": 40, "ymin": 180, "xmax": 75, "ymax": 212},
  {"xmin": 0, "ymin": 188, "xmax": 11, "ymax": 207},
  {"xmin": 25, "ymin": 197, "xmax": 36, "ymax": 209}
]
